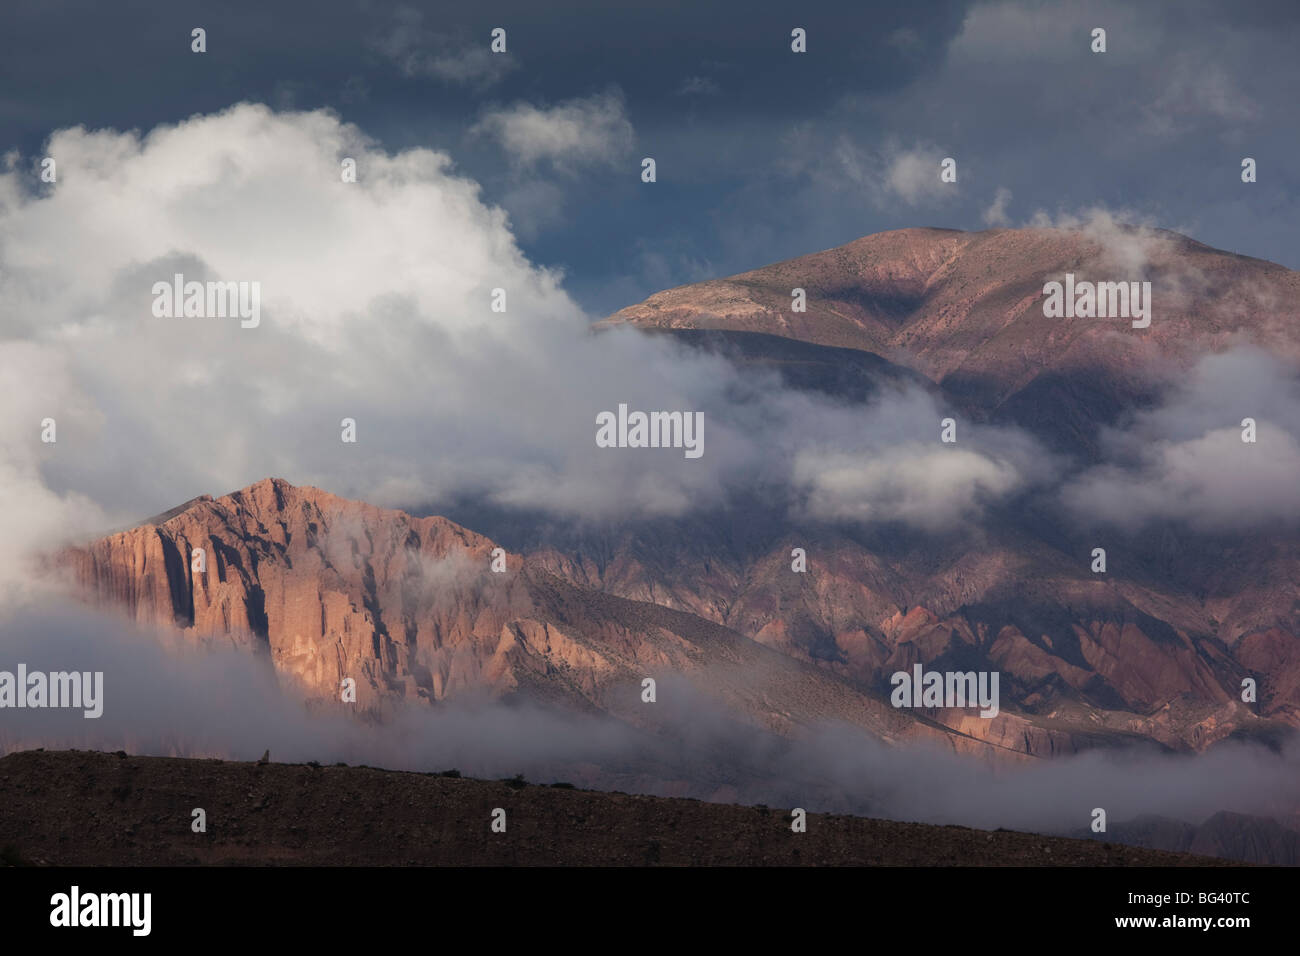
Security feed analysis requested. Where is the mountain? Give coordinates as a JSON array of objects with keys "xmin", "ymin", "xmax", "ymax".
[
  {"xmin": 599, "ymin": 226, "xmax": 1300, "ymax": 455},
  {"xmin": 56, "ymin": 474, "xmax": 1288, "ymax": 763},
  {"xmin": 583, "ymin": 227, "xmax": 1300, "ymax": 752},
  {"xmin": 61, "ymin": 477, "xmax": 1012, "ymax": 759},
  {"xmin": 518, "ymin": 514, "xmax": 1289, "ymax": 755},
  {"xmin": 1077, "ymin": 811, "xmax": 1300, "ymax": 866},
  {"xmin": 54, "ymin": 226, "xmax": 1300, "ymax": 811}
]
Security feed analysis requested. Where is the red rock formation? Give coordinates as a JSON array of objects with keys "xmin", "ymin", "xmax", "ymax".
[{"xmin": 62, "ymin": 478, "xmax": 1036, "ymax": 759}]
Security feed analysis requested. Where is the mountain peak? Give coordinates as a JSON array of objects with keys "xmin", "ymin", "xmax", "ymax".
[{"xmin": 599, "ymin": 225, "xmax": 1300, "ymax": 437}]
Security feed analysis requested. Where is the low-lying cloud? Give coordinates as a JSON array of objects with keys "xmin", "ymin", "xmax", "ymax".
[
  {"xmin": 788, "ymin": 386, "xmax": 1051, "ymax": 529},
  {"xmin": 1064, "ymin": 347, "xmax": 1300, "ymax": 530},
  {"xmin": 2, "ymin": 598, "xmax": 1296, "ymax": 842}
]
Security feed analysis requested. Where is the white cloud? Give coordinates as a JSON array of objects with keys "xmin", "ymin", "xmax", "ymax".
[
  {"xmin": 800, "ymin": 137, "xmax": 954, "ymax": 210},
  {"xmin": 471, "ymin": 90, "xmax": 635, "ymax": 173},
  {"xmin": 1024, "ymin": 205, "xmax": 1167, "ymax": 275},
  {"xmin": 1063, "ymin": 348, "xmax": 1300, "ymax": 531},
  {"xmin": 795, "ymin": 445, "xmax": 1021, "ymax": 529},
  {"xmin": 0, "ymin": 103, "xmax": 689, "ymax": 532},
  {"xmin": 884, "ymin": 145, "xmax": 948, "ymax": 206},
  {"xmin": 371, "ymin": 7, "xmax": 515, "ymax": 88},
  {"xmin": 0, "ymin": 342, "xmax": 108, "ymax": 600},
  {"xmin": 1143, "ymin": 58, "xmax": 1260, "ymax": 136},
  {"xmin": 947, "ymin": 1, "xmax": 1140, "ymax": 64},
  {"xmin": 982, "ymin": 186, "xmax": 1012, "ymax": 226},
  {"xmin": 0, "ymin": 107, "xmax": 725, "ymax": 536},
  {"xmin": 786, "ymin": 388, "xmax": 1052, "ymax": 531},
  {"xmin": 0, "ymin": 100, "xmax": 1068, "ymax": 615}
]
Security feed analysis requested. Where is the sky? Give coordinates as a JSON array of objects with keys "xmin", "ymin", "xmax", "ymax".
[{"xmin": 2, "ymin": 0, "xmax": 1296, "ymax": 318}]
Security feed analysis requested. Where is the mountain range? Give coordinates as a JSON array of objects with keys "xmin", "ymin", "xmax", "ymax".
[{"xmin": 53, "ymin": 225, "xmax": 1300, "ymax": 856}]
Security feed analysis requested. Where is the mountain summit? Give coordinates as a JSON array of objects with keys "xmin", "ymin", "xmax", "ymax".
[{"xmin": 600, "ymin": 226, "xmax": 1300, "ymax": 453}]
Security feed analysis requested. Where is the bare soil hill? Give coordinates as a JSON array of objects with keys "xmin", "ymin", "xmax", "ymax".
[{"xmin": 0, "ymin": 749, "xmax": 1231, "ymax": 867}]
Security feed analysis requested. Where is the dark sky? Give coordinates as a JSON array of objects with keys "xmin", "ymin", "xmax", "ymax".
[{"xmin": 2, "ymin": 0, "xmax": 1295, "ymax": 316}]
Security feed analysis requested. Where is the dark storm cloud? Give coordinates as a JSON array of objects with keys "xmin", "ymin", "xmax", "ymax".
[{"xmin": 9, "ymin": 1, "xmax": 1292, "ymax": 319}]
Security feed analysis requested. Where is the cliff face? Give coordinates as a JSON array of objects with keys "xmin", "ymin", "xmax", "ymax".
[
  {"xmin": 65, "ymin": 479, "xmax": 534, "ymax": 707},
  {"xmin": 61, "ymin": 478, "xmax": 1024, "ymax": 758}
]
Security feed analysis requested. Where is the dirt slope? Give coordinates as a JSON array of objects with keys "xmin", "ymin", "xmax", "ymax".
[{"xmin": 0, "ymin": 749, "xmax": 1229, "ymax": 867}]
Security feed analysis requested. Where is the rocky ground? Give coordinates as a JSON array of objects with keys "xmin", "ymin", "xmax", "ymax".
[{"xmin": 0, "ymin": 749, "xmax": 1231, "ymax": 866}]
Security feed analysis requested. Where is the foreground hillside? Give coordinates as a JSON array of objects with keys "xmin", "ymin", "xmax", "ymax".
[{"xmin": 0, "ymin": 749, "xmax": 1227, "ymax": 867}]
